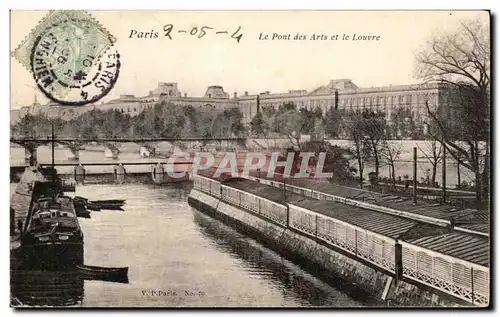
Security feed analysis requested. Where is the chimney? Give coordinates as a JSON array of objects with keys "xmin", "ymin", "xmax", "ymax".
[
  {"xmin": 244, "ymin": 91, "xmax": 248, "ymax": 96},
  {"xmin": 234, "ymin": 92, "xmax": 238, "ymax": 99}
]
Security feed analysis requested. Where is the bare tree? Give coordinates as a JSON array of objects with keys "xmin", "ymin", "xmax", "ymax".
[
  {"xmin": 345, "ymin": 113, "xmax": 370, "ymax": 188},
  {"xmin": 313, "ymin": 117, "xmax": 326, "ymax": 141},
  {"xmin": 359, "ymin": 110, "xmax": 387, "ymax": 185},
  {"xmin": 381, "ymin": 140, "xmax": 403, "ymax": 190},
  {"xmin": 273, "ymin": 103, "xmax": 310, "ymax": 149},
  {"xmin": 276, "ymin": 109, "xmax": 303, "ymax": 148},
  {"xmin": 415, "ymin": 18, "xmax": 490, "ymax": 206},
  {"xmin": 416, "ymin": 140, "xmax": 443, "ymax": 186}
]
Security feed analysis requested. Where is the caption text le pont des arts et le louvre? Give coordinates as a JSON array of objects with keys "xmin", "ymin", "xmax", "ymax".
[{"xmin": 259, "ymin": 33, "xmax": 381, "ymax": 41}]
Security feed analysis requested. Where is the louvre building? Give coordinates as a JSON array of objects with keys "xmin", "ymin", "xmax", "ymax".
[{"xmin": 11, "ymin": 79, "xmax": 452, "ymax": 137}]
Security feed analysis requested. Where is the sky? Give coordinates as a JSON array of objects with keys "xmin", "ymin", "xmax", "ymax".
[{"xmin": 10, "ymin": 10, "xmax": 489, "ymax": 109}]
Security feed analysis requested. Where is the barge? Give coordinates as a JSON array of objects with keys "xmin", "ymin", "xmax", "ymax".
[{"xmin": 21, "ymin": 194, "xmax": 84, "ymax": 270}]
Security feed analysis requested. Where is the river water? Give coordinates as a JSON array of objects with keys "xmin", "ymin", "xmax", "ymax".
[{"xmin": 11, "ymin": 182, "xmax": 368, "ymax": 308}]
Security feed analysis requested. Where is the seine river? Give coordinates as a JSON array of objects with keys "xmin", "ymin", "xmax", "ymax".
[{"xmin": 11, "ymin": 182, "xmax": 368, "ymax": 307}]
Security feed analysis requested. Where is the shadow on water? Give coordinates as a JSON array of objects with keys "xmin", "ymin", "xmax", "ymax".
[
  {"xmin": 11, "ymin": 269, "xmax": 85, "ymax": 307},
  {"xmin": 11, "ymin": 266, "xmax": 130, "ymax": 307},
  {"xmin": 10, "ymin": 247, "xmax": 129, "ymax": 307},
  {"xmin": 192, "ymin": 210, "xmax": 375, "ymax": 307}
]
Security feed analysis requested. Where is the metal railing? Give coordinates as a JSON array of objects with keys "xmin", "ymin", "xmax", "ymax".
[
  {"xmin": 192, "ymin": 173, "xmax": 489, "ymax": 306},
  {"xmin": 401, "ymin": 241, "xmax": 489, "ymax": 306}
]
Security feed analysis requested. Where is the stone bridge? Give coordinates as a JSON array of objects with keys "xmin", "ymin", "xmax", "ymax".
[{"xmin": 10, "ymin": 137, "xmax": 248, "ymax": 166}]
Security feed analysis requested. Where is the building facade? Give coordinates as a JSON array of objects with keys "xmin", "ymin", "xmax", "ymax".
[{"xmin": 11, "ymin": 79, "xmax": 448, "ymax": 136}]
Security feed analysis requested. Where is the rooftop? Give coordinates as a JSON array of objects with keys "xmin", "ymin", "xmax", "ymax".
[{"xmin": 258, "ymin": 176, "xmax": 488, "ymax": 236}]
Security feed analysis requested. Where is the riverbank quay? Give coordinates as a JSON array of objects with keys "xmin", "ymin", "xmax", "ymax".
[
  {"xmin": 10, "ymin": 167, "xmax": 49, "ymax": 250},
  {"xmin": 188, "ymin": 171, "xmax": 489, "ymax": 307}
]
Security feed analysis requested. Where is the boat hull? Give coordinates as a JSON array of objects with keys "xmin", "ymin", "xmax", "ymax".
[
  {"xmin": 76, "ymin": 265, "xmax": 129, "ymax": 283},
  {"xmin": 21, "ymin": 242, "xmax": 84, "ymax": 270}
]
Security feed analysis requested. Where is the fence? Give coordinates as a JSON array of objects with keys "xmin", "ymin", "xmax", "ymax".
[
  {"xmin": 288, "ymin": 204, "xmax": 396, "ymax": 273},
  {"xmin": 194, "ymin": 174, "xmax": 287, "ymax": 226},
  {"xmin": 401, "ymin": 241, "xmax": 489, "ymax": 306},
  {"xmin": 192, "ymin": 173, "xmax": 489, "ymax": 306}
]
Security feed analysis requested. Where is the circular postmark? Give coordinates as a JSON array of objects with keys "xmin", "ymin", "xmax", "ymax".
[{"xmin": 30, "ymin": 18, "xmax": 120, "ymax": 106}]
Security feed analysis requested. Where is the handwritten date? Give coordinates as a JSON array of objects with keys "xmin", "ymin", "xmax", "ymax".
[{"xmin": 128, "ymin": 24, "xmax": 243, "ymax": 43}]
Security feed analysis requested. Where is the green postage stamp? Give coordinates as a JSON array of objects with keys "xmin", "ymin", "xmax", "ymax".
[{"xmin": 12, "ymin": 10, "xmax": 120, "ymax": 106}]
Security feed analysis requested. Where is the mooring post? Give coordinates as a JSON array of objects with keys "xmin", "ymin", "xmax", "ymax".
[
  {"xmin": 283, "ymin": 177, "xmax": 286, "ymax": 199},
  {"xmin": 10, "ymin": 207, "xmax": 15, "ymax": 236},
  {"xmin": 395, "ymin": 243, "xmax": 403, "ymax": 284},
  {"xmin": 413, "ymin": 147, "xmax": 417, "ymax": 204},
  {"xmin": 442, "ymin": 143, "xmax": 447, "ymax": 204}
]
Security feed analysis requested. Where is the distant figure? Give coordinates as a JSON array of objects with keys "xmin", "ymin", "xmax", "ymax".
[
  {"xmin": 403, "ymin": 174, "xmax": 410, "ymax": 190},
  {"xmin": 425, "ymin": 169, "xmax": 431, "ymax": 185},
  {"xmin": 17, "ymin": 220, "xmax": 23, "ymax": 235}
]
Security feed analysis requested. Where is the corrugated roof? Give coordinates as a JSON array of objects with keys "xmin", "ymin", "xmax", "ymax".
[
  {"xmin": 290, "ymin": 180, "xmax": 475, "ymax": 220},
  {"xmin": 210, "ymin": 176, "xmax": 490, "ymax": 268},
  {"xmin": 224, "ymin": 178, "xmax": 303, "ymax": 205},
  {"xmin": 292, "ymin": 198, "xmax": 418, "ymax": 239},
  {"xmin": 250, "ymin": 175, "xmax": 489, "ymax": 236},
  {"xmin": 404, "ymin": 232, "xmax": 489, "ymax": 267}
]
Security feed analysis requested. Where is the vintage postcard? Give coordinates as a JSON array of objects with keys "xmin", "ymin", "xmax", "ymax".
[{"xmin": 9, "ymin": 10, "xmax": 491, "ymax": 308}]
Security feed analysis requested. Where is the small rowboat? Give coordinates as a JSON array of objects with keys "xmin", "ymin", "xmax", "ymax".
[
  {"xmin": 93, "ymin": 204, "xmax": 124, "ymax": 211},
  {"xmin": 91, "ymin": 200, "xmax": 126, "ymax": 205},
  {"xmin": 77, "ymin": 265, "xmax": 129, "ymax": 283},
  {"xmin": 86, "ymin": 203, "xmax": 101, "ymax": 211}
]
